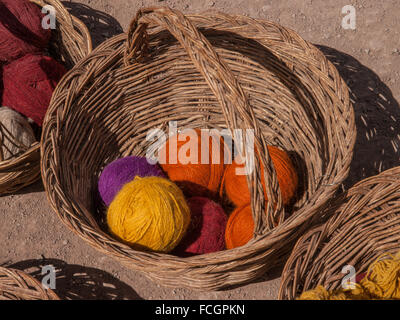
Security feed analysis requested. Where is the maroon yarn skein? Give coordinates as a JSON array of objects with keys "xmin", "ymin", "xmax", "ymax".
[
  {"xmin": 1, "ymin": 54, "xmax": 66, "ymax": 126},
  {"xmin": 173, "ymin": 197, "xmax": 227, "ymax": 257},
  {"xmin": 0, "ymin": 0, "xmax": 51, "ymax": 63}
]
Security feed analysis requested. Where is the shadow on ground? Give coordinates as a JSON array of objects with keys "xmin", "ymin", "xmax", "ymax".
[
  {"xmin": 317, "ymin": 45, "xmax": 400, "ymax": 189},
  {"xmin": 15, "ymin": 179, "xmax": 44, "ymax": 195},
  {"xmin": 62, "ymin": 1, "xmax": 123, "ymax": 48},
  {"xmin": 9, "ymin": 258, "xmax": 142, "ymax": 300}
]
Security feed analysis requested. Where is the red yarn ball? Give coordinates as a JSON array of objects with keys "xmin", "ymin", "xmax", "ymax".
[
  {"xmin": 2, "ymin": 54, "xmax": 66, "ymax": 126},
  {"xmin": 0, "ymin": 0, "xmax": 51, "ymax": 63},
  {"xmin": 0, "ymin": 64, "xmax": 3, "ymax": 98},
  {"xmin": 356, "ymin": 272, "xmax": 367, "ymax": 283},
  {"xmin": 173, "ymin": 197, "xmax": 228, "ymax": 257}
]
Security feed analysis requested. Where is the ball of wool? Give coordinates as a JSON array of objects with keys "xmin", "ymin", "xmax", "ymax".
[
  {"xmin": 0, "ymin": 106, "xmax": 36, "ymax": 161},
  {"xmin": 1, "ymin": 54, "xmax": 66, "ymax": 126},
  {"xmin": 356, "ymin": 272, "xmax": 367, "ymax": 283},
  {"xmin": 173, "ymin": 197, "xmax": 228, "ymax": 257},
  {"xmin": 107, "ymin": 176, "xmax": 191, "ymax": 253},
  {"xmin": 98, "ymin": 156, "xmax": 166, "ymax": 206},
  {"xmin": 159, "ymin": 129, "xmax": 227, "ymax": 197},
  {"xmin": 0, "ymin": 0, "xmax": 51, "ymax": 63},
  {"xmin": 225, "ymin": 204, "xmax": 255, "ymax": 249},
  {"xmin": 222, "ymin": 146, "xmax": 298, "ymax": 207}
]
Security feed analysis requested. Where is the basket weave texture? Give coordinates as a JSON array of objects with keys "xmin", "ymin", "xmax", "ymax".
[
  {"xmin": 279, "ymin": 166, "xmax": 400, "ymax": 300},
  {"xmin": 0, "ymin": 266, "xmax": 59, "ymax": 300},
  {"xmin": 41, "ymin": 7, "xmax": 356, "ymax": 290},
  {"xmin": 0, "ymin": 0, "xmax": 92, "ymax": 195}
]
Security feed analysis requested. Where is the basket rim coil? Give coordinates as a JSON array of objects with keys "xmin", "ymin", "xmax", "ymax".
[{"xmin": 0, "ymin": 266, "xmax": 59, "ymax": 300}]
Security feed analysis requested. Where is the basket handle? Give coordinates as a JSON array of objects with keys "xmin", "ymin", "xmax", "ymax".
[
  {"xmin": 30, "ymin": 0, "xmax": 93, "ymax": 61},
  {"xmin": 124, "ymin": 6, "xmax": 285, "ymax": 232}
]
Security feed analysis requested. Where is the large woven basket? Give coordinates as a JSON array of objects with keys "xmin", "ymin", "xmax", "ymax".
[
  {"xmin": 41, "ymin": 7, "xmax": 356, "ymax": 290},
  {"xmin": 278, "ymin": 166, "xmax": 400, "ymax": 300},
  {"xmin": 0, "ymin": 266, "xmax": 59, "ymax": 300},
  {"xmin": 0, "ymin": 0, "xmax": 92, "ymax": 194}
]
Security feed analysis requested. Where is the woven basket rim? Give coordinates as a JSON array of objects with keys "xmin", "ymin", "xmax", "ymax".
[
  {"xmin": 0, "ymin": 266, "xmax": 59, "ymax": 300},
  {"xmin": 41, "ymin": 7, "xmax": 356, "ymax": 290}
]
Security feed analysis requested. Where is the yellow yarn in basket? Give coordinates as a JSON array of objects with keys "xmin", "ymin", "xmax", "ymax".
[
  {"xmin": 107, "ymin": 176, "xmax": 191, "ymax": 253},
  {"xmin": 299, "ymin": 251, "xmax": 400, "ymax": 300}
]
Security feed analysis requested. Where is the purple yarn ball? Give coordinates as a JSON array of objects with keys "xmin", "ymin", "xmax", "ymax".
[{"xmin": 98, "ymin": 156, "xmax": 166, "ymax": 206}]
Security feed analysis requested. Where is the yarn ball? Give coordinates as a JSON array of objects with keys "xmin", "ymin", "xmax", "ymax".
[
  {"xmin": 222, "ymin": 146, "xmax": 298, "ymax": 207},
  {"xmin": 356, "ymin": 272, "xmax": 367, "ymax": 283},
  {"xmin": 225, "ymin": 204, "xmax": 255, "ymax": 249},
  {"xmin": 159, "ymin": 129, "xmax": 227, "ymax": 197},
  {"xmin": 2, "ymin": 54, "xmax": 67, "ymax": 126},
  {"xmin": 173, "ymin": 197, "xmax": 228, "ymax": 257},
  {"xmin": 0, "ymin": 0, "xmax": 51, "ymax": 63},
  {"xmin": 0, "ymin": 106, "xmax": 36, "ymax": 161},
  {"xmin": 107, "ymin": 176, "xmax": 191, "ymax": 253},
  {"xmin": 98, "ymin": 156, "xmax": 166, "ymax": 206}
]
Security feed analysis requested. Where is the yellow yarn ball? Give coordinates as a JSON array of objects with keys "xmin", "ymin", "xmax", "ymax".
[{"xmin": 107, "ymin": 176, "xmax": 191, "ymax": 253}]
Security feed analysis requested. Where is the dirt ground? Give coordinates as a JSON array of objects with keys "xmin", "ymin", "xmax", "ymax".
[{"xmin": 1, "ymin": 0, "xmax": 399, "ymax": 300}]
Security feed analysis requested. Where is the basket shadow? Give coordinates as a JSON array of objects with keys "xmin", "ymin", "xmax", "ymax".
[
  {"xmin": 287, "ymin": 150, "xmax": 308, "ymax": 211},
  {"xmin": 9, "ymin": 258, "xmax": 142, "ymax": 300},
  {"xmin": 13, "ymin": 179, "xmax": 45, "ymax": 196},
  {"xmin": 62, "ymin": 1, "xmax": 123, "ymax": 48},
  {"xmin": 316, "ymin": 45, "xmax": 400, "ymax": 190}
]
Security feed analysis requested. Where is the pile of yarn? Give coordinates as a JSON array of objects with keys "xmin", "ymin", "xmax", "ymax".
[
  {"xmin": 99, "ymin": 129, "xmax": 299, "ymax": 256},
  {"xmin": 299, "ymin": 251, "xmax": 400, "ymax": 300},
  {"xmin": 222, "ymin": 146, "xmax": 298, "ymax": 249},
  {"xmin": 99, "ymin": 129, "xmax": 229, "ymax": 255},
  {"xmin": 0, "ymin": 0, "xmax": 67, "ymax": 161}
]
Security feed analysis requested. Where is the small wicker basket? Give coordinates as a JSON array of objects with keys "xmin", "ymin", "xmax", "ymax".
[
  {"xmin": 0, "ymin": 0, "xmax": 92, "ymax": 194},
  {"xmin": 41, "ymin": 7, "xmax": 356, "ymax": 290},
  {"xmin": 0, "ymin": 266, "xmax": 59, "ymax": 300},
  {"xmin": 278, "ymin": 166, "xmax": 400, "ymax": 300}
]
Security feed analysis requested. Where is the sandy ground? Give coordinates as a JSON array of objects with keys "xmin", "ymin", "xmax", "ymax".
[{"xmin": 1, "ymin": 0, "xmax": 399, "ymax": 300}]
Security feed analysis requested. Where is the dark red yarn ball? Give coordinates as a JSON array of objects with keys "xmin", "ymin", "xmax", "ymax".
[
  {"xmin": 0, "ymin": 0, "xmax": 51, "ymax": 63},
  {"xmin": 173, "ymin": 197, "xmax": 228, "ymax": 257},
  {"xmin": 0, "ymin": 64, "xmax": 3, "ymax": 99},
  {"xmin": 1, "ymin": 54, "xmax": 66, "ymax": 126},
  {"xmin": 356, "ymin": 272, "xmax": 367, "ymax": 283}
]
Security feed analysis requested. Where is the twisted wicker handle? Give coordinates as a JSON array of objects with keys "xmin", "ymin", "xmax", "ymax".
[
  {"xmin": 124, "ymin": 6, "xmax": 285, "ymax": 232},
  {"xmin": 30, "ymin": 0, "xmax": 93, "ymax": 62}
]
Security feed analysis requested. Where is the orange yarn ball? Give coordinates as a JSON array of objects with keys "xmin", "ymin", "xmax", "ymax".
[
  {"xmin": 225, "ymin": 204, "xmax": 254, "ymax": 249},
  {"xmin": 159, "ymin": 129, "xmax": 227, "ymax": 196},
  {"xmin": 222, "ymin": 146, "xmax": 298, "ymax": 207}
]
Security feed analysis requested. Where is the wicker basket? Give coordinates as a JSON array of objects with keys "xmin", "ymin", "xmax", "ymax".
[
  {"xmin": 41, "ymin": 7, "xmax": 356, "ymax": 290},
  {"xmin": 0, "ymin": 266, "xmax": 59, "ymax": 300},
  {"xmin": 278, "ymin": 166, "xmax": 400, "ymax": 300},
  {"xmin": 0, "ymin": 0, "xmax": 92, "ymax": 195}
]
